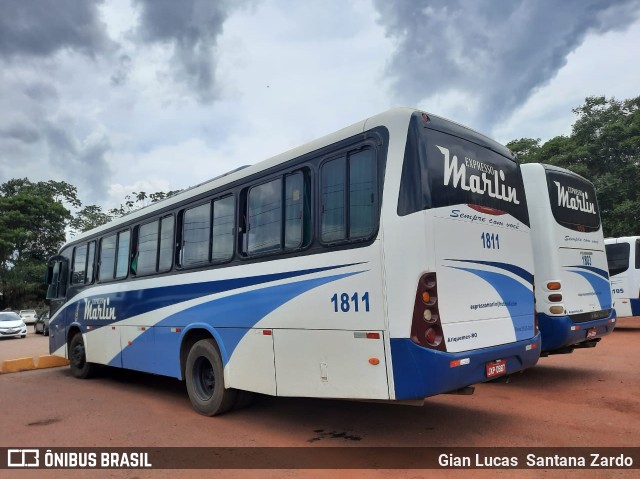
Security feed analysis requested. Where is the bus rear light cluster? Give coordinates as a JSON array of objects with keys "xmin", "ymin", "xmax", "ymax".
[
  {"xmin": 410, "ymin": 273, "xmax": 447, "ymax": 352},
  {"xmin": 545, "ymin": 281, "xmax": 564, "ymax": 315}
]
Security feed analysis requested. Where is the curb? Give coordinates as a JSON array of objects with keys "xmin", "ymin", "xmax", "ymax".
[
  {"xmin": 0, "ymin": 355, "xmax": 69, "ymax": 374},
  {"xmin": 0, "ymin": 357, "xmax": 36, "ymax": 374},
  {"xmin": 37, "ymin": 355, "xmax": 70, "ymax": 369}
]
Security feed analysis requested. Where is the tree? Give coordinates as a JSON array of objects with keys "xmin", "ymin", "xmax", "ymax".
[
  {"xmin": 508, "ymin": 95, "xmax": 640, "ymax": 237},
  {"xmin": 107, "ymin": 190, "xmax": 181, "ymax": 218},
  {"xmin": 69, "ymin": 205, "xmax": 112, "ymax": 236},
  {"xmin": 68, "ymin": 189, "xmax": 183, "ymax": 236},
  {"xmin": 0, "ymin": 179, "xmax": 80, "ymax": 309}
]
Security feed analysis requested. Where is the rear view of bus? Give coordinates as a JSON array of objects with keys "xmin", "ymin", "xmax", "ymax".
[
  {"xmin": 521, "ymin": 164, "xmax": 616, "ymax": 354},
  {"xmin": 380, "ymin": 111, "xmax": 541, "ymax": 399},
  {"xmin": 605, "ymin": 236, "xmax": 640, "ymax": 319}
]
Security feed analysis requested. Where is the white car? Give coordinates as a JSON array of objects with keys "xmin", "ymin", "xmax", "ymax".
[
  {"xmin": 19, "ymin": 309, "xmax": 37, "ymax": 325},
  {"xmin": 0, "ymin": 312, "xmax": 27, "ymax": 339}
]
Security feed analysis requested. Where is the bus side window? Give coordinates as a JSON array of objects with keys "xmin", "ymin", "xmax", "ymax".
[
  {"xmin": 115, "ymin": 230, "xmax": 130, "ymax": 279},
  {"xmin": 285, "ymin": 172, "xmax": 304, "ymax": 249},
  {"xmin": 243, "ymin": 170, "xmax": 310, "ymax": 256},
  {"xmin": 212, "ymin": 196, "xmax": 235, "ymax": 263},
  {"xmin": 158, "ymin": 215, "xmax": 175, "ymax": 272},
  {"xmin": 636, "ymin": 239, "xmax": 640, "ymax": 269},
  {"xmin": 182, "ymin": 203, "xmax": 211, "ymax": 267},
  {"xmin": 136, "ymin": 220, "xmax": 159, "ymax": 275},
  {"xmin": 86, "ymin": 241, "xmax": 96, "ymax": 284},
  {"xmin": 320, "ymin": 148, "xmax": 377, "ymax": 244},
  {"xmin": 98, "ymin": 234, "xmax": 117, "ymax": 281},
  {"xmin": 247, "ymin": 178, "xmax": 282, "ymax": 254},
  {"xmin": 71, "ymin": 244, "xmax": 87, "ymax": 286},
  {"xmin": 321, "ymin": 157, "xmax": 346, "ymax": 243}
]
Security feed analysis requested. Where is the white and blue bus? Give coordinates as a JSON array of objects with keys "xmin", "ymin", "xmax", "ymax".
[
  {"xmin": 46, "ymin": 108, "xmax": 540, "ymax": 416},
  {"xmin": 605, "ymin": 236, "xmax": 640, "ymax": 318},
  {"xmin": 521, "ymin": 163, "xmax": 616, "ymax": 355}
]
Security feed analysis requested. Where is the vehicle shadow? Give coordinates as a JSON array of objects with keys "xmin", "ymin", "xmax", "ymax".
[
  {"xmin": 481, "ymin": 362, "xmax": 595, "ymax": 390},
  {"xmin": 56, "ymin": 365, "xmax": 515, "ymax": 446},
  {"xmin": 612, "ymin": 326, "xmax": 640, "ymax": 333}
]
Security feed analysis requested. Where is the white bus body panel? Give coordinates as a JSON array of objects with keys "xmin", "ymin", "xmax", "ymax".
[
  {"xmin": 605, "ymin": 236, "xmax": 640, "ymax": 318},
  {"xmin": 433, "ymin": 207, "xmax": 534, "ymax": 352},
  {"xmin": 273, "ymin": 329, "xmax": 388, "ymax": 398}
]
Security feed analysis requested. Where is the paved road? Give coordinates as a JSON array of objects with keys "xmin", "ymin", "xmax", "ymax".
[
  {"xmin": 1, "ymin": 318, "xmax": 639, "ymax": 479},
  {"xmin": 0, "ymin": 329, "xmax": 48, "ymax": 362}
]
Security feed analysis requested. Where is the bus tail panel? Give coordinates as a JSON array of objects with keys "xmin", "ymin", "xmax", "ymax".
[
  {"xmin": 432, "ymin": 207, "xmax": 536, "ymax": 353},
  {"xmin": 389, "ymin": 335, "xmax": 540, "ymax": 399},
  {"xmin": 537, "ymin": 310, "xmax": 616, "ymax": 352},
  {"xmin": 556, "ymin": 246, "xmax": 612, "ymax": 317}
]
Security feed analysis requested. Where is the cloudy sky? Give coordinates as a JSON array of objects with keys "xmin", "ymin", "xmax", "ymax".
[{"xmin": 1, "ymin": 0, "xmax": 639, "ymax": 209}]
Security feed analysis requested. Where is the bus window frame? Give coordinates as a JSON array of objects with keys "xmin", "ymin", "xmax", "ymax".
[
  {"xmin": 318, "ymin": 143, "xmax": 379, "ymax": 247},
  {"xmin": 98, "ymin": 228, "xmax": 131, "ymax": 283}
]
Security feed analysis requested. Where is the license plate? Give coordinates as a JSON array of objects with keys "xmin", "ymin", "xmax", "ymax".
[
  {"xmin": 486, "ymin": 359, "xmax": 507, "ymax": 379},
  {"xmin": 586, "ymin": 327, "xmax": 597, "ymax": 339}
]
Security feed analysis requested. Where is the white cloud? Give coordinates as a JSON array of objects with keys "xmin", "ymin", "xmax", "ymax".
[
  {"xmin": 494, "ymin": 16, "xmax": 640, "ymax": 144},
  {"xmin": 1, "ymin": 0, "xmax": 639, "ymax": 215}
]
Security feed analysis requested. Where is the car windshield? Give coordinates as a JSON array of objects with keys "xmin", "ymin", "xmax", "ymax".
[
  {"xmin": 20, "ymin": 310, "xmax": 36, "ymax": 315},
  {"xmin": 0, "ymin": 312, "xmax": 21, "ymax": 322}
]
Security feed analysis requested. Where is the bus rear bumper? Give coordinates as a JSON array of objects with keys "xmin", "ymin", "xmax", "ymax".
[
  {"xmin": 538, "ymin": 310, "xmax": 616, "ymax": 353},
  {"xmin": 389, "ymin": 333, "xmax": 541, "ymax": 400}
]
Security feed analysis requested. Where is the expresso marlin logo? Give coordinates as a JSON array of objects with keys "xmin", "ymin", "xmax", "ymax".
[
  {"xmin": 83, "ymin": 297, "xmax": 116, "ymax": 321},
  {"xmin": 438, "ymin": 146, "xmax": 520, "ymax": 204},
  {"xmin": 554, "ymin": 181, "xmax": 596, "ymax": 215}
]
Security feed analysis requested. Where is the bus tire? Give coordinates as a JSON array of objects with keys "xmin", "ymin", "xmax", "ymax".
[
  {"xmin": 185, "ymin": 339, "xmax": 237, "ymax": 416},
  {"xmin": 69, "ymin": 333, "xmax": 96, "ymax": 379}
]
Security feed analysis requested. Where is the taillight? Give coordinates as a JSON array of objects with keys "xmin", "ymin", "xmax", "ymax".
[
  {"xmin": 546, "ymin": 280, "xmax": 564, "ymax": 314},
  {"xmin": 410, "ymin": 273, "xmax": 447, "ymax": 351}
]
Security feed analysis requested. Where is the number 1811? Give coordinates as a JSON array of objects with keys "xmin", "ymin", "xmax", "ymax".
[{"xmin": 481, "ymin": 232, "xmax": 500, "ymax": 249}]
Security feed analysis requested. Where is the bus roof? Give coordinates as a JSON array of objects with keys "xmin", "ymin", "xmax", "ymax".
[{"xmin": 64, "ymin": 107, "xmax": 514, "ymax": 247}]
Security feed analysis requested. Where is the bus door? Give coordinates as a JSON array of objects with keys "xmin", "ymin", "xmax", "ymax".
[{"xmin": 46, "ymin": 256, "xmax": 69, "ymax": 352}]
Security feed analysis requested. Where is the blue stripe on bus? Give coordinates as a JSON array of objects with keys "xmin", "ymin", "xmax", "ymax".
[
  {"xmin": 563, "ymin": 265, "xmax": 609, "ymax": 280},
  {"xmin": 448, "ymin": 266, "xmax": 535, "ymax": 341},
  {"xmin": 444, "ymin": 259, "xmax": 533, "ymax": 285},
  {"xmin": 108, "ymin": 271, "xmax": 364, "ymax": 373},
  {"xmin": 52, "ymin": 263, "xmax": 364, "ymax": 331},
  {"xmin": 565, "ymin": 269, "xmax": 612, "ymax": 310}
]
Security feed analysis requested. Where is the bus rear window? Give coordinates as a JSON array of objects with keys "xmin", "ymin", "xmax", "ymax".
[
  {"xmin": 606, "ymin": 243, "xmax": 630, "ymax": 276},
  {"xmin": 398, "ymin": 114, "xmax": 529, "ymax": 225},
  {"xmin": 545, "ymin": 169, "xmax": 600, "ymax": 232}
]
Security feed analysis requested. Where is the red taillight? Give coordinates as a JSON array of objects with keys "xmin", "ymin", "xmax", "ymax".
[
  {"xmin": 421, "ymin": 112, "xmax": 430, "ymax": 123},
  {"xmin": 425, "ymin": 328, "xmax": 442, "ymax": 347},
  {"xmin": 548, "ymin": 293, "xmax": 563, "ymax": 302},
  {"xmin": 410, "ymin": 272, "xmax": 447, "ymax": 352}
]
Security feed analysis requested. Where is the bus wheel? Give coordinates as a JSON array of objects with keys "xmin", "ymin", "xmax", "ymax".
[
  {"xmin": 185, "ymin": 339, "xmax": 237, "ymax": 416},
  {"xmin": 69, "ymin": 333, "xmax": 96, "ymax": 379}
]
